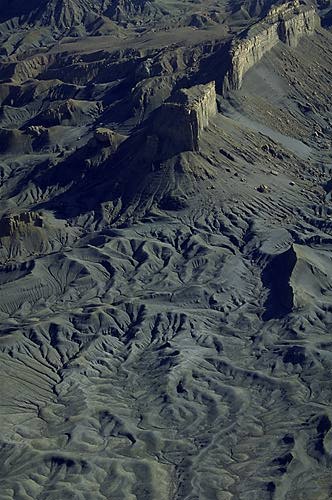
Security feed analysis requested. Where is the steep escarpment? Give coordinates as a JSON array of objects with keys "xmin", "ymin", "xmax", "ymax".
[
  {"xmin": 151, "ymin": 81, "xmax": 217, "ymax": 156},
  {"xmin": 224, "ymin": 0, "xmax": 318, "ymax": 91}
]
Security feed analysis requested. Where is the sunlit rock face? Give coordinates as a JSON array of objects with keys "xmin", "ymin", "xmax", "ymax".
[
  {"xmin": 152, "ymin": 81, "xmax": 217, "ymax": 155},
  {"xmin": 224, "ymin": 1, "xmax": 318, "ymax": 91}
]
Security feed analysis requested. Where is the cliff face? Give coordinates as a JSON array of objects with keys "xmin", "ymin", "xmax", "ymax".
[
  {"xmin": 152, "ymin": 81, "xmax": 217, "ymax": 156},
  {"xmin": 0, "ymin": 212, "xmax": 44, "ymax": 237},
  {"xmin": 224, "ymin": 1, "xmax": 319, "ymax": 91}
]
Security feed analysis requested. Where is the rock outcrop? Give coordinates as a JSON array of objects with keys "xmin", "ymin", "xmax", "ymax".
[
  {"xmin": 0, "ymin": 212, "xmax": 44, "ymax": 237},
  {"xmin": 94, "ymin": 127, "xmax": 127, "ymax": 151},
  {"xmin": 105, "ymin": 0, "xmax": 153, "ymax": 22},
  {"xmin": 224, "ymin": 1, "xmax": 318, "ymax": 91},
  {"xmin": 152, "ymin": 81, "xmax": 217, "ymax": 156},
  {"xmin": 26, "ymin": 125, "xmax": 48, "ymax": 138}
]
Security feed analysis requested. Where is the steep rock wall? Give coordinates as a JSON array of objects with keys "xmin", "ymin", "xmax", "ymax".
[
  {"xmin": 224, "ymin": 1, "xmax": 319, "ymax": 91},
  {"xmin": 152, "ymin": 81, "xmax": 217, "ymax": 156}
]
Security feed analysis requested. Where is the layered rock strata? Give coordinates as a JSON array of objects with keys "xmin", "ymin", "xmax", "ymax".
[
  {"xmin": 224, "ymin": 1, "xmax": 318, "ymax": 91},
  {"xmin": 152, "ymin": 81, "xmax": 217, "ymax": 155}
]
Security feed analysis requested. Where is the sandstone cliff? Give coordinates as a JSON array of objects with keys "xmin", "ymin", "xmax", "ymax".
[
  {"xmin": 152, "ymin": 81, "xmax": 217, "ymax": 156},
  {"xmin": 224, "ymin": 1, "xmax": 319, "ymax": 91}
]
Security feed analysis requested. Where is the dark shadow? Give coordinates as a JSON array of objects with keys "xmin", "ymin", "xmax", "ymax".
[
  {"xmin": 0, "ymin": 0, "xmax": 46, "ymax": 22},
  {"xmin": 262, "ymin": 246, "xmax": 297, "ymax": 321}
]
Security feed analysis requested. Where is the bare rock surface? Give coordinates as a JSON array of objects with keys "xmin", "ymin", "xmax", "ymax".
[
  {"xmin": 224, "ymin": 0, "xmax": 319, "ymax": 91},
  {"xmin": 152, "ymin": 81, "xmax": 217, "ymax": 155}
]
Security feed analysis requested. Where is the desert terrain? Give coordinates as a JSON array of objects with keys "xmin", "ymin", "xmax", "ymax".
[{"xmin": 1, "ymin": 0, "xmax": 332, "ymax": 499}]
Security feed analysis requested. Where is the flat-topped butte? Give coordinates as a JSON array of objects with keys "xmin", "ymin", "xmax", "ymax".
[{"xmin": 152, "ymin": 81, "xmax": 217, "ymax": 155}]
